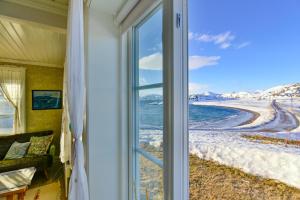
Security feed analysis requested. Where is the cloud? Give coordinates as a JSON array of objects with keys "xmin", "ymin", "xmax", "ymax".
[
  {"xmin": 139, "ymin": 53, "xmax": 220, "ymax": 71},
  {"xmin": 189, "ymin": 55, "xmax": 220, "ymax": 70},
  {"xmin": 189, "ymin": 31, "xmax": 235, "ymax": 49},
  {"xmin": 139, "ymin": 53, "xmax": 162, "ymax": 70},
  {"xmin": 189, "ymin": 83, "xmax": 208, "ymax": 94},
  {"xmin": 236, "ymin": 41, "xmax": 251, "ymax": 49}
]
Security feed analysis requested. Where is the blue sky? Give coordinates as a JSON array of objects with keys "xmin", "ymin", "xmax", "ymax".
[
  {"xmin": 189, "ymin": 0, "xmax": 300, "ymax": 93},
  {"xmin": 138, "ymin": 1, "xmax": 300, "ymax": 95}
]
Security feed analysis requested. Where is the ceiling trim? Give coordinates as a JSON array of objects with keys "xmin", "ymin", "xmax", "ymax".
[
  {"xmin": 3, "ymin": 0, "xmax": 68, "ymax": 16},
  {"xmin": 115, "ymin": 0, "xmax": 140, "ymax": 25},
  {"xmin": 0, "ymin": 58, "xmax": 63, "ymax": 68}
]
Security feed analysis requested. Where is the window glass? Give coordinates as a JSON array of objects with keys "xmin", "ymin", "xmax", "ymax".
[
  {"xmin": 138, "ymin": 88, "xmax": 163, "ymax": 158},
  {"xmin": 134, "ymin": 7, "xmax": 164, "ymax": 200},
  {"xmin": 138, "ymin": 154, "xmax": 164, "ymax": 200},
  {"xmin": 137, "ymin": 9, "xmax": 163, "ymax": 86},
  {"xmin": 0, "ymin": 90, "xmax": 14, "ymax": 134},
  {"xmin": 189, "ymin": 0, "xmax": 300, "ymax": 199}
]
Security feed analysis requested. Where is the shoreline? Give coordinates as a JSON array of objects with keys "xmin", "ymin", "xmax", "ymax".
[{"xmin": 191, "ymin": 103, "xmax": 261, "ymax": 127}]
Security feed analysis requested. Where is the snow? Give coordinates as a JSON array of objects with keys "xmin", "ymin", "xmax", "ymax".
[
  {"xmin": 189, "ymin": 130, "xmax": 300, "ymax": 189},
  {"xmin": 140, "ymin": 83, "xmax": 300, "ymax": 189},
  {"xmin": 141, "ymin": 129, "xmax": 300, "ymax": 189}
]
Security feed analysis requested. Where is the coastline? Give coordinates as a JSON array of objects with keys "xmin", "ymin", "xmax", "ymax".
[{"xmin": 198, "ymin": 104, "xmax": 261, "ymax": 127}]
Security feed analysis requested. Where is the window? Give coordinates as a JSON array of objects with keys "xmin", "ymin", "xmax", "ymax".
[
  {"xmin": 132, "ymin": 8, "xmax": 164, "ymax": 200},
  {"xmin": 0, "ymin": 67, "xmax": 25, "ymax": 134},
  {"xmin": 188, "ymin": 0, "xmax": 300, "ymax": 199},
  {"xmin": 0, "ymin": 89, "xmax": 15, "ymax": 134}
]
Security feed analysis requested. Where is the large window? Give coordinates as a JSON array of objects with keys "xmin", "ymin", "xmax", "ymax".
[
  {"xmin": 0, "ymin": 90, "xmax": 15, "ymax": 134},
  {"xmin": 132, "ymin": 8, "xmax": 164, "ymax": 200},
  {"xmin": 188, "ymin": 0, "xmax": 300, "ymax": 199}
]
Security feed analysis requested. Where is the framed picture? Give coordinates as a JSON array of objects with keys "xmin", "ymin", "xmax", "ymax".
[{"xmin": 32, "ymin": 90, "xmax": 62, "ymax": 110}]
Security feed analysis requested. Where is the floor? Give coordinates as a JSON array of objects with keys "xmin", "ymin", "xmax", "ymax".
[{"xmin": 0, "ymin": 181, "xmax": 64, "ymax": 200}]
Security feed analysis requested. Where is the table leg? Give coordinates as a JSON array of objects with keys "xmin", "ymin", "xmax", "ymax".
[
  {"xmin": 6, "ymin": 194, "xmax": 13, "ymax": 200},
  {"xmin": 17, "ymin": 192, "xmax": 25, "ymax": 200}
]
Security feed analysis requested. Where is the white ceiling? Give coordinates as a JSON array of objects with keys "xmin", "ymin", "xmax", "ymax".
[
  {"xmin": 0, "ymin": 0, "xmax": 128, "ymax": 68},
  {"xmin": 0, "ymin": 0, "xmax": 68, "ymax": 68},
  {"xmin": 0, "ymin": 17, "xmax": 66, "ymax": 68}
]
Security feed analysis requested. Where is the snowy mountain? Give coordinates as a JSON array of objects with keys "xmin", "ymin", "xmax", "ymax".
[
  {"xmin": 189, "ymin": 83, "xmax": 300, "ymax": 101},
  {"xmin": 259, "ymin": 83, "xmax": 300, "ymax": 99},
  {"xmin": 189, "ymin": 92, "xmax": 227, "ymax": 101}
]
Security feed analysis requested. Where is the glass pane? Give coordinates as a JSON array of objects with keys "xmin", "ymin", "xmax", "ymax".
[
  {"xmin": 137, "ymin": 9, "xmax": 163, "ymax": 86},
  {"xmin": 138, "ymin": 154, "xmax": 164, "ymax": 200},
  {"xmin": 189, "ymin": 0, "xmax": 300, "ymax": 199},
  {"xmin": 138, "ymin": 88, "xmax": 163, "ymax": 159},
  {"xmin": 0, "ymin": 90, "xmax": 14, "ymax": 134}
]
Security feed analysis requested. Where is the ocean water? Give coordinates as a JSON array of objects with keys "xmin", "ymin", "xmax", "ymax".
[{"xmin": 139, "ymin": 100, "xmax": 253, "ymax": 130}]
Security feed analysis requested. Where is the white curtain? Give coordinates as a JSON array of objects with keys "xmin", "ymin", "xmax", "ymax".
[
  {"xmin": 60, "ymin": 63, "xmax": 72, "ymax": 164},
  {"xmin": 65, "ymin": 0, "xmax": 89, "ymax": 199},
  {"xmin": 0, "ymin": 66, "xmax": 26, "ymax": 133}
]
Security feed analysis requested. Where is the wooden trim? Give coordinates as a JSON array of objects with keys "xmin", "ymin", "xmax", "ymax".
[
  {"xmin": 0, "ymin": 1, "xmax": 67, "ymax": 33},
  {"xmin": 0, "ymin": 58, "xmax": 63, "ymax": 68},
  {"xmin": 3, "ymin": 0, "xmax": 68, "ymax": 16}
]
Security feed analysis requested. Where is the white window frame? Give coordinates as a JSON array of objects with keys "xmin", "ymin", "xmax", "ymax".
[
  {"xmin": 124, "ymin": 0, "xmax": 188, "ymax": 199},
  {"xmin": 163, "ymin": 0, "xmax": 189, "ymax": 199}
]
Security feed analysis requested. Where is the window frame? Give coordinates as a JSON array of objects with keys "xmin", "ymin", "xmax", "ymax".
[{"xmin": 126, "ymin": 0, "xmax": 189, "ymax": 199}]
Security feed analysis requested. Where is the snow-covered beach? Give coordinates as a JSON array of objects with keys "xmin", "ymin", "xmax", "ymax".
[
  {"xmin": 140, "ymin": 96, "xmax": 300, "ymax": 189},
  {"xmin": 190, "ymin": 98, "xmax": 300, "ymax": 188}
]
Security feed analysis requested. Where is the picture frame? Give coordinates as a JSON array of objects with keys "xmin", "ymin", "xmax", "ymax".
[{"xmin": 32, "ymin": 90, "xmax": 62, "ymax": 110}]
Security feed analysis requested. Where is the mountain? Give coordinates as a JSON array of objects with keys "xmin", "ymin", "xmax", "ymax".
[
  {"xmin": 259, "ymin": 83, "xmax": 300, "ymax": 99},
  {"xmin": 189, "ymin": 83, "xmax": 300, "ymax": 101},
  {"xmin": 189, "ymin": 92, "xmax": 227, "ymax": 101}
]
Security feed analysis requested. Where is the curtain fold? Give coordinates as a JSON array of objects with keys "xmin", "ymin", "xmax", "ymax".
[
  {"xmin": 0, "ymin": 66, "xmax": 26, "ymax": 133},
  {"xmin": 65, "ymin": 0, "xmax": 89, "ymax": 199},
  {"xmin": 60, "ymin": 62, "xmax": 72, "ymax": 164}
]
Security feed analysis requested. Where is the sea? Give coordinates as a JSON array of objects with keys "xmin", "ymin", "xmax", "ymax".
[{"xmin": 139, "ymin": 100, "xmax": 253, "ymax": 130}]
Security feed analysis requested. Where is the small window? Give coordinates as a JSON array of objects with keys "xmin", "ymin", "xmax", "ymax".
[{"xmin": 0, "ymin": 89, "xmax": 15, "ymax": 135}]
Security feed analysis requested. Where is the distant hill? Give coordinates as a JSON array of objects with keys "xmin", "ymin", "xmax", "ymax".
[{"xmin": 189, "ymin": 83, "xmax": 300, "ymax": 101}]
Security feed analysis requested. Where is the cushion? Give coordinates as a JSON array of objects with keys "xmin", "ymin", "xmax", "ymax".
[
  {"xmin": 4, "ymin": 141, "xmax": 31, "ymax": 160},
  {"xmin": 27, "ymin": 135, "xmax": 53, "ymax": 155}
]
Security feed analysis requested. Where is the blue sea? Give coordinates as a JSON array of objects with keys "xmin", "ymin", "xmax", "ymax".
[{"xmin": 139, "ymin": 100, "xmax": 252, "ymax": 130}]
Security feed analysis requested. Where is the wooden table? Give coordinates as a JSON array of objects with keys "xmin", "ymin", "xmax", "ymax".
[{"xmin": 0, "ymin": 167, "xmax": 36, "ymax": 200}]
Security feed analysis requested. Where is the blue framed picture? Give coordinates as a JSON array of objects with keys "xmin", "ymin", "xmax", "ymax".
[{"xmin": 32, "ymin": 90, "xmax": 62, "ymax": 110}]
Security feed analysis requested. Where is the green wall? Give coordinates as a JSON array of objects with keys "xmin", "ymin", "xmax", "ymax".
[{"xmin": 26, "ymin": 66, "xmax": 63, "ymax": 154}]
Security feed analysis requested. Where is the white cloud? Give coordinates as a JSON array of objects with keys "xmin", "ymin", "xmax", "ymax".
[
  {"xmin": 139, "ymin": 53, "xmax": 220, "ymax": 71},
  {"xmin": 189, "ymin": 31, "xmax": 235, "ymax": 49},
  {"xmin": 189, "ymin": 55, "xmax": 221, "ymax": 70},
  {"xmin": 189, "ymin": 83, "xmax": 208, "ymax": 94},
  {"xmin": 236, "ymin": 41, "xmax": 251, "ymax": 49},
  {"xmin": 139, "ymin": 53, "xmax": 162, "ymax": 70}
]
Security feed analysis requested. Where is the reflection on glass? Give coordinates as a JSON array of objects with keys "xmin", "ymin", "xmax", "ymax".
[
  {"xmin": 137, "ymin": 9, "xmax": 163, "ymax": 86},
  {"xmin": 138, "ymin": 88, "xmax": 163, "ymax": 158},
  {"xmin": 138, "ymin": 154, "xmax": 164, "ymax": 200},
  {"xmin": 0, "ymin": 91, "xmax": 14, "ymax": 134}
]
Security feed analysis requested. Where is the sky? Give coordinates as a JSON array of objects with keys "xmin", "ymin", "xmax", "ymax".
[
  {"xmin": 188, "ymin": 0, "xmax": 300, "ymax": 94},
  {"xmin": 138, "ymin": 0, "xmax": 300, "ymax": 95}
]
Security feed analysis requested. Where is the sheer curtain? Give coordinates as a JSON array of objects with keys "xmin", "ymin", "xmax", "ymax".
[
  {"xmin": 64, "ymin": 0, "xmax": 89, "ymax": 199},
  {"xmin": 0, "ymin": 66, "xmax": 26, "ymax": 133}
]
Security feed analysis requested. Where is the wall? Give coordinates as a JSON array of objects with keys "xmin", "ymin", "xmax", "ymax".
[
  {"xmin": 85, "ymin": 6, "xmax": 125, "ymax": 200},
  {"xmin": 26, "ymin": 65, "xmax": 63, "ymax": 153}
]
